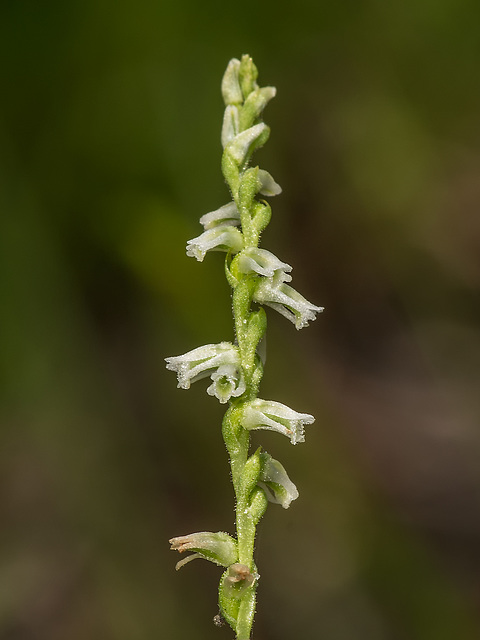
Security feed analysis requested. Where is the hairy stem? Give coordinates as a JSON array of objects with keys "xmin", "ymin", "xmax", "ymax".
[{"xmin": 167, "ymin": 55, "xmax": 320, "ymax": 640}]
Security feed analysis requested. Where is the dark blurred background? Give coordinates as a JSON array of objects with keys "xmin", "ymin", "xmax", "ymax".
[{"xmin": 1, "ymin": 1, "xmax": 480, "ymax": 639}]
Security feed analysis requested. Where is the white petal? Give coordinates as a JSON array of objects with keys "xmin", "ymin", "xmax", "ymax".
[
  {"xmin": 257, "ymin": 169, "xmax": 282, "ymax": 196},
  {"xmin": 199, "ymin": 202, "xmax": 240, "ymax": 230}
]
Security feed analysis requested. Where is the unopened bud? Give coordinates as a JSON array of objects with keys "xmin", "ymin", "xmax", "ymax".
[{"xmin": 221, "ymin": 58, "xmax": 243, "ymax": 105}]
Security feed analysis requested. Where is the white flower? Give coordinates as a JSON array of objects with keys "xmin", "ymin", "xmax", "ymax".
[
  {"xmin": 165, "ymin": 342, "xmax": 245, "ymax": 402},
  {"xmin": 241, "ymin": 398, "xmax": 314, "ymax": 445},
  {"xmin": 258, "ymin": 453, "xmax": 299, "ymax": 509},
  {"xmin": 253, "ymin": 271, "xmax": 323, "ymax": 329},
  {"xmin": 257, "ymin": 169, "xmax": 282, "ymax": 196},
  {"xmin": 169, "ymin": 531, "xmax": 238, "ymax": 571},
  {"xmin": 237, "ymin": 247, "xmax": 292, "ymax": 280},
  {"xmin": 226, "ymin": 123, "xmax": 268, "ymax": 164},
  {"xmin": 186, "ymin": 225, "xmax": 244, "ymax": 262},
  {"xmin": 199, "ymin": 202, "xmax": 240, "ymax": 230},
  {"xmin": 207, "ymin": 363, "xmax": 246, "ymax": 404}
]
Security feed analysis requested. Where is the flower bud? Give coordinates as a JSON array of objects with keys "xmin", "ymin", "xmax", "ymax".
[
  {"xmin": 221, "ymin": 58, "xmax": 243, "ymax": 105},
  {"xmin": 240, "ymin": 86, "xmax": 277, "ymax": 130},
  {"xmin": 238, "ymin": 54, "xmax": 258, "ymax": 99},
  {"xmin": 259, "ymin": 453, "xmax": 299, "ymax": 509},
  {"xmin": 225, "ymin": 123, "xmax": 269, "ymax": 164}
]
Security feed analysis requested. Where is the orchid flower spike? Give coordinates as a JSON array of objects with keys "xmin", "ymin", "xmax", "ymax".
[{"xmin": 166, "ymin": 56, "xmax": 323, "ymax": 639}]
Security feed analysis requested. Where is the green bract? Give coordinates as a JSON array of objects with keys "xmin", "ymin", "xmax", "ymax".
[{"xmin": 166, "ymin": 55, "xmax": 323, "ymax": 640}]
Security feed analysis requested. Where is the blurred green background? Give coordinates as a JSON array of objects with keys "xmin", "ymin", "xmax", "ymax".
[{"xmin": 1, "ymin": 1, "xmax": 480, "ymax": 638}]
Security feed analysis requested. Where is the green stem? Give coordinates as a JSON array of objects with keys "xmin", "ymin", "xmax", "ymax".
[
  {"xmin": 218, "ymin": 55, "xmax": 274, "ymax": 640},
  {"xmin": 220, "ymin": 194, "xmax": 267, "ymax": 640},
  {"xmin": 222, "ymin": 406, "xmax": 248, "ymax": 492}
]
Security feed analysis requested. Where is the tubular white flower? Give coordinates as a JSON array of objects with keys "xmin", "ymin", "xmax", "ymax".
[
  {"xmin": 221, "ymin": 105, "xmax": 240, "ymax": 148},
  {"xmin": 226, "ymin": 123, "xmax": 268, "ymax": 164},
  {"xmin": 241, "ymin": 398, "xmax": 314, "ymax": 445},
  {"xmin": 258, "ymin": 453, "xmax": 299, "ymax": 509},
  {"xmin": 186, "ymin": 225, "xmax": 244, "ymax": 262},
  {"xmin": 237, "ymin": 247, "xmax": 292, "ymax": 280},
  {"xmin": 165, "ymin": 342, "xmax": 242, "ymax": 396},
  {"xmin": 199, "ymin": 202, "xmax": 241, "ymax": 230},
  {"xmin": 169, "ymin": 531, "xmax": 238, "ymax": 571},
  {"xmin": 257, "ymin": 169, "xmax": 282, "ymax": 196},
  {"xmin": 207, "ymin": 363, "xmax": 246, "ymax": 404},
  {"xmin": 253, "ymin": 271, "xmax": 323, "ymax": 329}
]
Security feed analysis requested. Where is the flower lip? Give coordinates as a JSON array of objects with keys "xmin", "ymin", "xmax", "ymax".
[{"xmin": 207, "ymin": 363, "xmax": 246, "ymax": 404}]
